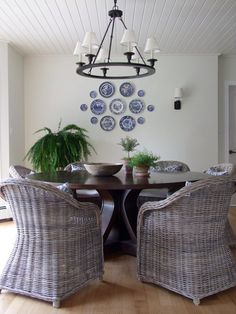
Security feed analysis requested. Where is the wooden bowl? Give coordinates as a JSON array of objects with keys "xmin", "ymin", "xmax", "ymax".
[{"xmin": 84, "ymin": 163, "xmax": 123, "ymax": 176}]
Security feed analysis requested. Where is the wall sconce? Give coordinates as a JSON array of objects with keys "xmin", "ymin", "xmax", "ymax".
[{"xmin": 174, "ymin": 88, "xmax": 183, "ymax": 110}]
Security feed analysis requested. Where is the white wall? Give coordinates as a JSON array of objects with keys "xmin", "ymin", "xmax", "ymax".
[
  {"xmin": 8, "ymin": 45, "xmax": 25, "ymax": 167},
  {"xmin": 24, "ymin": 54, "xmax": 218, "ymax": 171}
]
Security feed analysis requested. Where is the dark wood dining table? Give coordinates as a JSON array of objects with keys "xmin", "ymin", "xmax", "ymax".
[{"xmin": 27, "ymin": 170, "xmax": 209, "ymax": 255}]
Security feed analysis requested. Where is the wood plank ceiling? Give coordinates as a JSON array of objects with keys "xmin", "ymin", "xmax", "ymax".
[{"xmin": 0, "ymin": 0, "xmax": 235, "ymax": 56}]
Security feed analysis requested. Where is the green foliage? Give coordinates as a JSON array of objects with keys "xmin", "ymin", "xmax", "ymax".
[
  {"xmin": 118, "ymin": 136, "xmax": 139, "ymax": 159},
  {"xmin": 129, "ymin": 151, "xmax": 160, "ymax": 168},
  {"xmin": 25, "ymin": 122, "xmax": 95, "ymax": 172}
]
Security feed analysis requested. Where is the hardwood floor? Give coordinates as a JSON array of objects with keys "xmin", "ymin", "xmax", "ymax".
[{"xmin": 0, "ymin": 208, "xmax": 236, "ymax": 314}]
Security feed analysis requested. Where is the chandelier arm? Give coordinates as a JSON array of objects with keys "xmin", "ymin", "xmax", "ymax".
[{"xmin": 108, "ymin": 16, "xmax": 116, "ymax": 62}]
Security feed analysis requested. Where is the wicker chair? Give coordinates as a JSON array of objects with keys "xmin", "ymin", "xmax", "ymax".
[
  {"xmin": 137, "ymin": 176, "xmax": 236, "ymax": 305},
  {"xmin": 204, "ymin": 163, "xmax": 236, "ymax": 247},
  {"xmin": 9, "ymin": 165, "xmax": 33, "ymax": 179},
  {"xmin": 0, "ymin": 179, "xmax": 103, "ymax": 308},
  {"xmin": 137, "ymin": 160, "xmax": 190, "ymax": 207},
  {"xmin": 64, "ymin": 162, "xmax": 101, "ymax": 206}
]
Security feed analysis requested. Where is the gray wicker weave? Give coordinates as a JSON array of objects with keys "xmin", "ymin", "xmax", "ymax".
[
  {"xmin": 0, "ymin": 179, "xmax": 103, "ymax": 308},
  {"xmin": 204, "ymin": 163, "xmax": 236, "ymax": 247},
  {"xmin": 137, "ymin": 176, "xmax": 236, "ymax": 305},
  {"xmin": 9, "ymin": 165, "xmax": 33, "ymax": 179},
  {"xmin": 64, "ymin": 162, "xmax": 101, "ymax": 206},
  {"xmin": 137, "ymin": 160, "xmax": 190, "ymax": 207}
]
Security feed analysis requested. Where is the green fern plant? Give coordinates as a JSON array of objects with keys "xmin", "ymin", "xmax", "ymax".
[
  {"xmin": 129, "ymin": 151, "xmax": 160, "ymax": 168},
  {"xmin": 25, "ymin": 121, "xmax": 95, "ymax": 172}
]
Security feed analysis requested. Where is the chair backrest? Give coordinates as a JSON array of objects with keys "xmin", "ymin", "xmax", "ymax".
[
  {"xmin": 204, "ymin": 163, "xmax": 236, "ymax": 176},
  {"xmin": 0, "ymin": 179, "xmax": 99, "ymax": 234},
  {"xmin": 139, "ymin": 177, "xmax": 236, "ymax": 241},
  {"xmin": 151, "ymin": 160, "xmax": 190, "ymax": 173},
  {"xmin": 9, "ymin": 165, "xmax": 33, "ymax": 179},
  {"xmin": 64, "ymin": 162, "xmax": 86, "ymax": 172}
]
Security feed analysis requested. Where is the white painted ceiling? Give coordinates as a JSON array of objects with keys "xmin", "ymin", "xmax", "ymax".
[{"xmin": 0, "ymin": 0, "xmax": 236, "ymax": 56}]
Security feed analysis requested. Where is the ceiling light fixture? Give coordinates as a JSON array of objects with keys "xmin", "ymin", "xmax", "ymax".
[{"xmin": 74, "ymin": 0, "xmax": 160, "ymax": 79}]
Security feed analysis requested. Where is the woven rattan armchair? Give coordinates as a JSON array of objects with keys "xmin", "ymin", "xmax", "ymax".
[
  {"xmin": 137, "ymin": 160, "xmax": 190, "ymax": 207},
  {"xmin": 9, "ymin": 165, "xmax": 33, "ymax": 178},
  {"xmin": 204, "ymin": 163, "xmax": 236, "ymax": 247},
  {"xmin": 0, "ymin": 179, "xmax": 103, "ymax": 308},
  {"xmin": 64, "ymin": 162, "xmax": 101, "ymax": 206},
  {"xmin": 137, "ymin": 176, "xmax": 236, "ymax": 305}
]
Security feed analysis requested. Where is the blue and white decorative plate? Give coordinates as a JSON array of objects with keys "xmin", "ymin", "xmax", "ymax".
[
  {"xmin": 137, "ymin": 117, "xmax": 145, "ymax": 124},
  {"xmin": 80, "ymin": 103, "xmax": 88, "ymax": 111},
  {"xmin": 100, "ymin": 116, "xmax": 116, "ymax": 131},
  {"xmin": 119, "ymin": 115, "xmax": 136, "ymax": 131},
  {"xmin": 147, "ymin": 104, "xmax": 155, "ymax": 112},
  {"xmin": 90, "ymin": 90, "xmax": 97, "ymax": 98},
  {"xmin": 137, "ymin": 90, "xmax": 145, "ymax": 97},
  {"xmin": 90, "ymin": 99, "xmax": 106, "ymax": 115},
  {"xmin": 90, "ymin": 117, "xmax": 98, "ymax": 124},
  {"xmin": 129, "ymin": 99, "xmax": 145, "ymax": 114},
  {"xmin": 109, "ymin": 98, "xmax": 126, "ymax": 115},
  {"xmin": 99, "ymin": 82, "xmax": 115, "ymax": 98},
  {"xmin": 119, "ymin": 82, "xmax": 134, "ymax": 97}
]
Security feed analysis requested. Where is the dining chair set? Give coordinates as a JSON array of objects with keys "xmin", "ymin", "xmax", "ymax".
[{"xmin": 0, "ymin": 162, "xmax": 235, "ymax": 307}]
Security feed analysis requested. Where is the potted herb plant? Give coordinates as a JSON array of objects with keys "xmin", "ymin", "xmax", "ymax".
[
  {"xmin": 118, "ymin": 136, "xmax": 139, "ymax": 174},
  {"xmin": 129, "ymin": 151, "xmax": 160, "ymax": 177},
  {"xmin": 25, "ymin": 121, "xmax": 95, "ymax": 172}
]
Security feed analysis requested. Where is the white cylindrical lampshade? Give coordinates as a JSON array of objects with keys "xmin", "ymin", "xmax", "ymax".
[
  {"xmin": 144, "ymin": 37, "xmax": 160, "ymax": 53},
  {"xmin": 73, "ymin": 41, "xmax": 86, "ymax": 56},
  {"xmin": 174, "ymin": 88, "xmax": 183, "ymax": 98},
  {"xmin": 82, "ymin": 32, "xmax": 98, "ymax": 53},
  {"xmin": 120, "ymin": 30, "xmax": 137, "ymax": 51}
]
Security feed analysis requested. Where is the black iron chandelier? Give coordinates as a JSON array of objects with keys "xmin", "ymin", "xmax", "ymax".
[{"xmin": 74, "ymin": 0, "xmax": 160, "ymax": 79}]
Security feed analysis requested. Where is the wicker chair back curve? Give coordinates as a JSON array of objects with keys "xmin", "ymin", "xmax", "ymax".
[
  {"xmin": 9, "ymin": 165, "xmax": 33, "ymax": 179},
  {"xmin": 0, "ymin": 179, "xmax": 103, "ymax": 308},
  {"xmin": 137, "ymin": 177, "xmax": 236, "ymax": 304}
]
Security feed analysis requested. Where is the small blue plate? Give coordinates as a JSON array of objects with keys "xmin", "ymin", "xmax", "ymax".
[
  {"xmin": 99, "ymin": 82, "xmax": 115, "ymax": 98},
  {"xmin": 90, "ymin": 117, "xmax": 98, "ymax": 124},
  {"xmin": 90, "ymin": 90, "xmax": 97, "ymax": 98},
  {"xmin": 147, "ymin": 104, "xmax": 155, "ymax": 112},
  {"xmin": 119, "ymin": 82, "xmax": 134, "ymax": 97},
  {"xmin": 90, "ymin": 99, "xmax": 106, "ymax": 115},
  {"xmin": 137, "ymin": 90, "xmax": 145, "ymax": 97},
  {"xmin": 137, "ymin": 117, "xmax": 145, "ymax": 124},
  {"xmin": 100, "ymin": 116, "xmax": 116, "ymax": 131},
  {"xmin": 119, "ymin": 116, "xmax": 136, "ymax": 132},
  {"xmin": 80, "ymin": 104, "xmax": 88, "ymax": 111}
]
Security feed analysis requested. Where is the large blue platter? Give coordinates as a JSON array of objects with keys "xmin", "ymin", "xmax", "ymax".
[
  {"xmin": 90, "ymin": 99, "xmax": 106, "ymax": 115},
  {"xmin": 119, "ymin": 82, "xmax": 134, "ymax": 97},
  {"xmin": 99, "ymin": 82, "xmax": 115, "ymax": 98},
  {"xmin": 109, "ymin": 98, "xmax": 126, "ymax": 115},
  {"xmin": 100, "ymin": 116, "xmax": 116, "ymax": 131},
  {"xmin": 119, "ymin": 115, "xmax": 136, "ymax": 132},
  {"xmin": 129, "ymin": 99, "xmax": 145, "ymax": 114}
]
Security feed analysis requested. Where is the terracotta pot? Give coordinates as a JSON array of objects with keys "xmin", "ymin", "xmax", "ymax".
[{"xmin": 134, "ymin": 166, "xmax": 150, "ymax": 177}]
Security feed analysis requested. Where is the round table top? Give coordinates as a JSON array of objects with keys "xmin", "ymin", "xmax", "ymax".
[{"xmin": 27, "ymin": 170, "xmax": 210, "ymax": 190}]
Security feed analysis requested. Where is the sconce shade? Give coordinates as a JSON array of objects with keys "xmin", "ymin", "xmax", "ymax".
[{"xmin": 174, "ymin": 87, "xmax": 183, "ymax": 98}]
